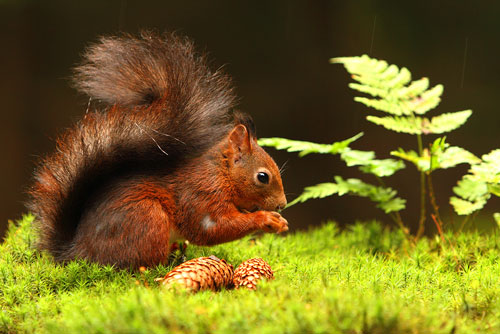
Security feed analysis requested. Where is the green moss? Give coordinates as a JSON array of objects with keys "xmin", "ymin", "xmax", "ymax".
[{"xmin": 1, "ymin": 215, "xmax": 499, "ymax": 333}]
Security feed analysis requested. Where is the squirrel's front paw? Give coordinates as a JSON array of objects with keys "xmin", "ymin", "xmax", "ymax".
[{"xmin": 258, "ymin": 211, "xmax": 289, "ymax": 233}]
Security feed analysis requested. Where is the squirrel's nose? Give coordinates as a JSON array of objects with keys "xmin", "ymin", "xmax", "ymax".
[{"xmin": 276, "ymin": 196, "xmax": 287, "ymax": 212}]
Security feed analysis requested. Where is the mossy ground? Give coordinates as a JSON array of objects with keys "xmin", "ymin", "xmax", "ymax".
[{"xmin": 1, "ymin": 215, "xmax": 499, "ymax": 333}]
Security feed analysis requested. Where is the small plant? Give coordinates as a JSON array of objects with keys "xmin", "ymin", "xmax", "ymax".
[
  {"xmin": 259, "ymin": 134, "xmax": 408, "ymax": 233},
  {"xmin": 260, "ymin": 55, "xmax": 500, "ymax": 237},
  {"xmin": 450, "ymin": 149, "xmax": 500, "ymax": 227}
]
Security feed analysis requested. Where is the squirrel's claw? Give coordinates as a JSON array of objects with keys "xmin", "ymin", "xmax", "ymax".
[{"xmin": 259, "ymin": 211, "xmax": 289, "ymax": 234}]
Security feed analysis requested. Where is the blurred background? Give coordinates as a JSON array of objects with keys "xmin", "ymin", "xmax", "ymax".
[{"xmin": 1, "ymin": 0, "xmax": 500, "ymax": 240}]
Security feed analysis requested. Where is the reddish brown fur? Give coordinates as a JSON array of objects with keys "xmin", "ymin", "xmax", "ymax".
[{"xmin": 28, "ymin": 31, "xmax": 287, "ymax": 269}]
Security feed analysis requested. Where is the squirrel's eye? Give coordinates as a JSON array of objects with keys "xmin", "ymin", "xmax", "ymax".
[{"xmin": 257, "ymin": 172, "xmax": 269, "ymax": 184}]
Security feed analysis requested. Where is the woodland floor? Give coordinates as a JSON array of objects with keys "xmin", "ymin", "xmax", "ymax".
[{"xmin": 1, "ymin": 215, "xmax": 499, "ymax": 333}]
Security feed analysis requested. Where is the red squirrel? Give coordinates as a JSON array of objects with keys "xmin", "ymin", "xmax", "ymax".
[{"xmin": 28, "ymin": 31, "xmax": 288, "ymax": 269}]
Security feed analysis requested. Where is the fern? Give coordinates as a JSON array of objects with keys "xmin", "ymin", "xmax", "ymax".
[
  {"xmin": 288, "ymin": 176, "xmax": 405, "ymax": 214},
  {"xmin": 260, "ymin": 133, "xmax": 404, "ymax": 178},
  {"xmin": 334, "ymin": 176, "xmax": 406, "ymax": 213},
  {"xmin": 332, "ymin": 54, "xmax": 484, "ymax": 236},
  {"xmin": 257, "ymin": 133, "xmax": 363, "ymax": 157},
  {"xmin": 392, "ymin": 137, "xmax": 480, "ymax": 172},
  {"xmin": 340, "ymin": 149, "xmax": 404, "ymax": 177},
  {"xmin": 426, "ymin": 110, "xmax": 472, "ymax": 134},
  {"xmin": 331, "ymin": 55, "xmax": 470, "ymax": 135},
  {"xmin": 287, "ymin": 183, "xmax": 339, "ymax": 207},
  {"xmin": 258, "ymin": 54, "xmax": 490, "ymax": 236},
  {"xmin": 352, "ymin": 81, "xmax": 443, "ymax": 116},
  {"xmin": 366, "ymin": 110, "xmax": 471, "ymax": 135},
  {"xmin": 366, "ymin": 115, "xmax": 424, "ymax": 134},
  {"xmin": 449, "ymin": 196, "xmax": 488, "ymax": 216},
  {"xmin": 260, "ymin": 133, "xmax": 406, "ymax": 218},
  {"xmin": 453, "ymin": 177, "xmax": 488, "ymax": 202},
  {"xmin": 450, "ymin": 149, "xmax": 500, "ymax": 217},
  {"xmin": 468, "ymin": 149, "xmax": 500, "ymax": 183}
]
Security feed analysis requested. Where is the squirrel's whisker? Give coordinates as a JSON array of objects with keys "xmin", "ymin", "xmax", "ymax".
[{"xmin": 279, "ymin": 160, "xmax": 289, "ymax": 174}]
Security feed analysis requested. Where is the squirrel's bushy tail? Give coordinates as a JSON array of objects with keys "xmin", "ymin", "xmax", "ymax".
[{"xmin": 28, "ymin": 31, "xmax": 236, "ymax": 259}]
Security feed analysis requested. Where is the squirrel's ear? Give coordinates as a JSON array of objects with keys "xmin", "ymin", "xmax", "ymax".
[{"xmin": 228, "ymin": 124, "xmax": 252, "ymax": 161}]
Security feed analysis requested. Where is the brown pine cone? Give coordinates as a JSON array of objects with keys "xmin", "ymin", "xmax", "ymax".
[
  {"xmin": 161, "ymin": 255, "xmax": 234, "ymax": 291},
  {"xmin": 233, "ymin": 258, "xmax": 274, "ymax": 290}
]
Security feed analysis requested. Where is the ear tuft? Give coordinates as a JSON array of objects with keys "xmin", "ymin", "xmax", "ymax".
[
  {"xmin": 229, "ymin": 124, "xmax": 252, "ymax": 161},
  {"xmin": 232, "ymin": 111, "xmax": 256, "ymax": 138}
]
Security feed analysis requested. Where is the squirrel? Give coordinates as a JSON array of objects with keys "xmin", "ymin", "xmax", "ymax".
[{"xmin": 28, "ymin": 31, "xmax": 288, "ymax": 269}]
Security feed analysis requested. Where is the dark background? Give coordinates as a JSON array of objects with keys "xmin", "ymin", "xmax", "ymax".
[{"xmin": 1, "ymin": 0, "xmax": 500, "ymax": 240}]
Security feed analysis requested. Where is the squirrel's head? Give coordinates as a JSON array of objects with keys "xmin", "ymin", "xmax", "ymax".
[{"xmin": 225, "ymin": 117, "xmax": 287, "ymax": 214}]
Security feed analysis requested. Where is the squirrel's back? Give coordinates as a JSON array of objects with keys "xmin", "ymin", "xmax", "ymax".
[{"xmin": 28, "ymin": 31, "xmax": 237, "ymax": 260}]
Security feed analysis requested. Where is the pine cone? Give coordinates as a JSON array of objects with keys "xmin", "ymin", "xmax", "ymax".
[
  {"xmin": 233, "ymin": 258, "xmax": 274, "ymax": 290},
  {"xmin": 162, "ymin": 255, "xmax": 234, "ymax": 291}
]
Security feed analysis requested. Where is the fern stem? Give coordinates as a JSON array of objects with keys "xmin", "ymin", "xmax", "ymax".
[
  {"xmin": 426, "ymin": 146, "xmax": 444, "ymax": 230},
  {"xmin": 457, "ymin": 210, "xmax": 478, "ymax": 234},
  {"xmin": 391, "ymin": 213, "xmax": 410, "ymax": 236},
  {"xmin": 426, "ymin": 172, "xmax": 444, "ymax": 229},
  {"xmin": 431, "ymin": 213, "xmax": 446, "ymax": 244},
  {"xmin": 458, "ymin": 215, "xmax": 470, "ymax": 234},
  {"xmin": 416, "ymin": 134, "xmax": 426, "ymax": 239}
]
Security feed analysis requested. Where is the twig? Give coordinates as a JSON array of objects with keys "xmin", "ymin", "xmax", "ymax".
[
  {"xmin": 448, "ymin": 205, "xmax": 454, "ymax": 229},
  {"xmin": 432, "ymin": 214, "xmax": 460, "ymax": 269},
  {"xmin": 415, "ymin": 134, "xmax": 426, "ymax": 240},
  {"xmin": 427, "ymin": 172, "xmax": 444, "ymax": 227},
  {"xmin": 458, "ymin": 210, "xmax": 479, "ymax": 234},
  {"xmin": 388, "ymin": 212, "xmax": 409, "ymax": 236},
  {"xmin": 431, "ymin": 214, "xmax": 446, "ymax": 244}
]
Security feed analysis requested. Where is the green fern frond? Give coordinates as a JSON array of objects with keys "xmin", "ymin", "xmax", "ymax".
[
  {"xmin": 367, "ymin": 115, "xmax": 424, "ymax": 134},
  {"xmin": 397, "ymin": 77, "xmax": 430, "ymax": 100},
  {"xmin": 451, "ymin": 149, "xmax": 500, "ymax": 215},
  {"xmin": 367, "ymin": 110, "xmax": 472, "ymax": 135},
  {"xmin": 412, "ymin": 84, "xmax": 443, "ymax": 114},
  {"xmin": 331, "ymin": 56, "xmax": 412, "ymax": 95},
  {"xmin": 349, "ymin": 84, "xmax": 388, "ymax": 100},
  {"xmin": 288, "ymin": 176, "xmax": 405, "ymax": 213},
  {"xmin": 332, "ymin": 55, "xmax": 471, "ymax": 135},
  {"xmin": 468, "ymin": 149, "xmax": 500, "ymax": 183},
  {"xmin": 436, "ymin": 146, "xmax": 480, "ymax": 169},
  {"xmin": 358, "ymin": 159, "xmax": 405, "ymax": 177},
  {"xmin": 391, "ymin": 149, "xmax": 427, "ymax": 170},
  {"xmin": 453, "ymin": 177, "xmax": 489, "ymax": 202},
  {"xmin": 354, "ymin": 97, "xmax": 406, "ymax": 115},
  {"xmin": 450, "ymin": 196, "xmax": 488, "ymax": 215},
  {"xmin": 391, "ymin": 139, "xmax": 479, "ymax": 172},
  {"xmin": 340, "ymin": 149, "xmax": 405, "ymax": 177},
  {"xmin": 332, "ymin": 55, "xmax": 443, "ymax": 117},
  {"xmin": 340, "ymin": 149, "xmax": 374, "ymax": 164},
  {"xmin": 351, "ymin": 80, "xmax": 443, "ymax": 116},
  {"xmin": 333, "ymin": 176, "xmax": 406, "ymax": 213},
  {"xmin": 287, "ymin": 183, "xmax": 339, "ymax": 207},
  {"xmin": 488, "ymin": 184, "xmax": 500, "ymax": 197},
  {"xmin": 258, "ymin": 133, "xmax": 363, "ymax": 157},
  {"xmin": 427, "ymin": 110, "xmax": 472, "ymax": 134},
  {"xmin": 352, "ymin": 82, "xmax": 441, "ymax": 116}
]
